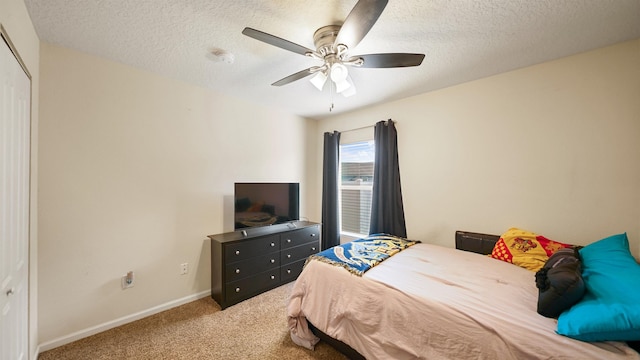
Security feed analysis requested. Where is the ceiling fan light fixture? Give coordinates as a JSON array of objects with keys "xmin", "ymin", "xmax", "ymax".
[
  {"xmin": 341, "ymin": 77, "xmax": 357, "ymax": 97},
  {"xmin": 310, "ymin": 71, "xmax": 328, "ymax": 91},
  {"xmin": 334, "ymin": 78, "xmax": 352, "ymax": 94},
  {"xmin": 330, "ymin": 63, "xmax": 349, "ymax": 83},
  {"xmin": 241, "ymin": 0, "xmax": 424, "ymax": 111}
]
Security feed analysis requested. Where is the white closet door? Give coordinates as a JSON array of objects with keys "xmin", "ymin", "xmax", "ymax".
[{"xmin": 0, "ymin": 33, "xmax": 31, "ymax": 360}]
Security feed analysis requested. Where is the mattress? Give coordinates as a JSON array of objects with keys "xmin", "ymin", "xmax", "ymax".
[{"xmin": 287, "ymin": 243, "xmax": 640, "ymax": 359}]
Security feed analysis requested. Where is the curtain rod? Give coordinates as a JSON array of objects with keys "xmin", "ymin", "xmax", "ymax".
[
  {"xmin": 339, "ymin": 124, "xmax": 373, "ymax": 133},
  {"xmin": 337, "ymin": 119, "xmax": 394, "ymax": 134}
]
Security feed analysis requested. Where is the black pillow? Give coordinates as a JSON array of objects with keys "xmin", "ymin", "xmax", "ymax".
[{"xmin": 535, "ymin": 247, "xmax": 585, "ymax": 318}]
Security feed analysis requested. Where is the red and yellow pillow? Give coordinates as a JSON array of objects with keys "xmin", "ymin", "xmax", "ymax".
[{"xmin": 490, "ymin": 227, "xmax": 573, "ymax": 272}]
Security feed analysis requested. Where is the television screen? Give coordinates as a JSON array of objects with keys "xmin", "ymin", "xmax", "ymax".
[{"xmin": 234, "ymin": 182, "xmax": 300, "ymax": 230}]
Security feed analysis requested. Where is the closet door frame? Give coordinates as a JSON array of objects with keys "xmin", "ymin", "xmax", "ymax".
[{"xmin": 1, "ymin": 23, "xmax": 32, "ymax": 360}]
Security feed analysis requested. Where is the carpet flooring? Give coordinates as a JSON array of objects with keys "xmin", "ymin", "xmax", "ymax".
[{"xmin": 39, "ymin": 283, "xmax": 347, "ymax": 360}]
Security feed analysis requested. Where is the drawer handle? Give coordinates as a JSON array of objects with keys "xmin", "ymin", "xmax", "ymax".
[
  {"xmin": 270, "ymin": 242, "xmax": 275, "ymax": 247},
  {"xmin": 235, "ymin": 287, "xmax": 240, "ymax": 293},
  {"xmin": 287, "ymin": 254, "xmax": 291, "ymax": 259},
  {"xmin": 311, "ymin": 247, "xmax": 317, "ymax": 251},
  {"xmin": 270, "ymin": 259, "xmax": 275, "ymax": 264},
  {"xmin": 235, "ymin": 268, "xmax": 240, "ymax": 274},
  {"xmin": 286, "ymin": 239, "xmax": 292, "ymax": 243},
  {"xmin": 310, "ymin": 233, "xmax": 317, "ymax": 237},
  {"xmin": 235, "ymin": 250, "xmax": 240, "ymax": 255},
  {"xmin": 270, "ymin": 275, "xmax": 275, "ymax": 280},
  {"xmin": 287, "ymin": 269, "xmax": 291, "ymax": 274}
]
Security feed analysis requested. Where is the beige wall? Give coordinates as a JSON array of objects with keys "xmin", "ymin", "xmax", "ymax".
[
  {"xmin": 0, "ymin": 0, "xmax": 40, "ymax": 359},
  {"xmin": 318, "ymin": 39, "xmax": 640, "ymax": 257},
  {"xmin": 37, "ymin": 43, "xmax": 318, "ymax": 345}
]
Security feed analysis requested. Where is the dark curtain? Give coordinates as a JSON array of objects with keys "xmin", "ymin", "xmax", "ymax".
[
  {"xmin": 369, "ymin": 120, "xmax": 407, "ymax": 238},
  {"xmin": 321, "ymin": 131, "xmax": 341, "ymax": 250}
]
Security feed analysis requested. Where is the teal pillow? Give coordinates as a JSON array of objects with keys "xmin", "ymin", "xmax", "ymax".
[{"xmin": 557, "ymin": 233, "xmax": 640, "ymax": 341}]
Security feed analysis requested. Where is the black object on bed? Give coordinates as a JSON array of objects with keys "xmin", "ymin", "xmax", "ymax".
[{"xmin": 535, "ymin": 247, "xmax": 586, "ymax": 318}]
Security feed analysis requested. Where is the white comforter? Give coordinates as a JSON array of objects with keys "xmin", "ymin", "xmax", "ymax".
[{"xmin": 287, "ymin": 243, "xmax": 640, "ymax": 360}]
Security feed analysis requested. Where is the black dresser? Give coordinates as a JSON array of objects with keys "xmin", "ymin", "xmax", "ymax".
[{"xmin": 208, "ymin": 221, "xmax": 320, "ymax": 309}]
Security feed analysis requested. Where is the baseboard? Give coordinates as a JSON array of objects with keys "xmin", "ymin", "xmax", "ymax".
[{"xmin": 37, "ymin": 289, "xmax": 211, "ymax": 354}]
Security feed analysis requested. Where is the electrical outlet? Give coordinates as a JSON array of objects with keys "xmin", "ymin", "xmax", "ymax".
[
  {"xmin": 121, "ymin": 271, "xmax": 135, "ymax": 289},
  {"xmin": 180, "ymin": 263, "xmax": 188, "ymax": 275}
]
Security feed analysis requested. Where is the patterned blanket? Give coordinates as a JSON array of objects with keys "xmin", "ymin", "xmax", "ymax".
[{"xmin": 307, "ymin": 234, "xmax": 419, "ymax": 276}]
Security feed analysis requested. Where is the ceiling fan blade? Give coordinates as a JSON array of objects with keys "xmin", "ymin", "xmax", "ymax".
[
  {"xmin": 272, "ymin": 68, "xmax": 315, "ymax": 86},
  {"xmin": 334, "ymin": 0, "xmax": 388, "ymax": 49},
  {"xmin": 355, "ymin": 53, "xmax": 425, "ymax": 68},
  {"xmin": 242, "ymin": 27, "xmax": 314, "ymax": 56}
]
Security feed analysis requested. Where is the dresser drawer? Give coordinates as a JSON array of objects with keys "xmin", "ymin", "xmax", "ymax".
[
  {"xmin": 281, "ymin": 258, "xmax": 307, "ymax": 283},
  {"xmin": 225, "ymin": 269, "xmax": 281, "ymax": 304},
  {"xmin": 225, "ymin": 235, "xmax": 280, "ymax": 263},
  {"xmin": 225, "ymin": 252, "xmax": 280, "ymax": 282},
  {"xmin": 281, "ymin": 241, "xmax": 319, "ymax": 265},
  {"xmin": 281, "ymin": 226, "xmax": 320, "ymax": 249},
  {"xmin": 209, "ymin": 221, "xmax": 321, "ymax": 309}
]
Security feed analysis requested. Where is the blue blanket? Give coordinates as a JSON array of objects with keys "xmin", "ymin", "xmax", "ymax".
[{"xmin": 308, "ymin": 234, "xmax": 419, "ymax": 276}]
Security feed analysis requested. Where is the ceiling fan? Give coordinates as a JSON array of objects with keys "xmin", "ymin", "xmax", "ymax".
[{"xmin": 242, "ymin": 0, "xmax": 425, "ymax": 103}]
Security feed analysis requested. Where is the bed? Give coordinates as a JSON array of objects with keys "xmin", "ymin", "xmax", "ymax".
[{"xmin": 287, "ymin": 231, "xmax": 640, "ymax": 359}]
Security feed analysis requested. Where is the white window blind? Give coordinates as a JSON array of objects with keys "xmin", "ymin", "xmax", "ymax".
[{"xmin": 340, "ymin": 141, "xmax": 374, "ymax": 236}]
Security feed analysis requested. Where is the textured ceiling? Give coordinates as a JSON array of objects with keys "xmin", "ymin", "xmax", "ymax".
[{"xmin": 24, "ymin": 0, "xmax": 640, "ymax": 119}]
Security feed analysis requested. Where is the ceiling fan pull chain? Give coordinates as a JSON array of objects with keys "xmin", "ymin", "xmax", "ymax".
[{"xmin": 329, "ymin": 76, "xmax": 335, "ymax": 112}]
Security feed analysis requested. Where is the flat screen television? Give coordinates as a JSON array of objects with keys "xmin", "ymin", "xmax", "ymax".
[{"xmin": 234, "ymin": 182, "xmax": 300, "ymax": 230}]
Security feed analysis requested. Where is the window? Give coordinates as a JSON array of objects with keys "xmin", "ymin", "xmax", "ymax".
[{"xmin": 340, "ymin": 141, "xmax": 374, "ymax": 237}]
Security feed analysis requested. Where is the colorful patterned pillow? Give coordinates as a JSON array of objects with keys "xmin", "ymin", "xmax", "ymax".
[{"xmin": 490, "ymin": 228, "xmax": 573, "ymax": 272}]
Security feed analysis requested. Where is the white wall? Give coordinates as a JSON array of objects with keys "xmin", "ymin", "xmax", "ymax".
[
  {"xmin": 37, "ymin": 43, "xmax": 318, "ymax": 346},
  {"xmin": 0, "ymin": 1, "xmax": 40, "ymax": 359},
  {"xmin": 318, "ymin": 39, "xmax": 640, "ymax": 258}
]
